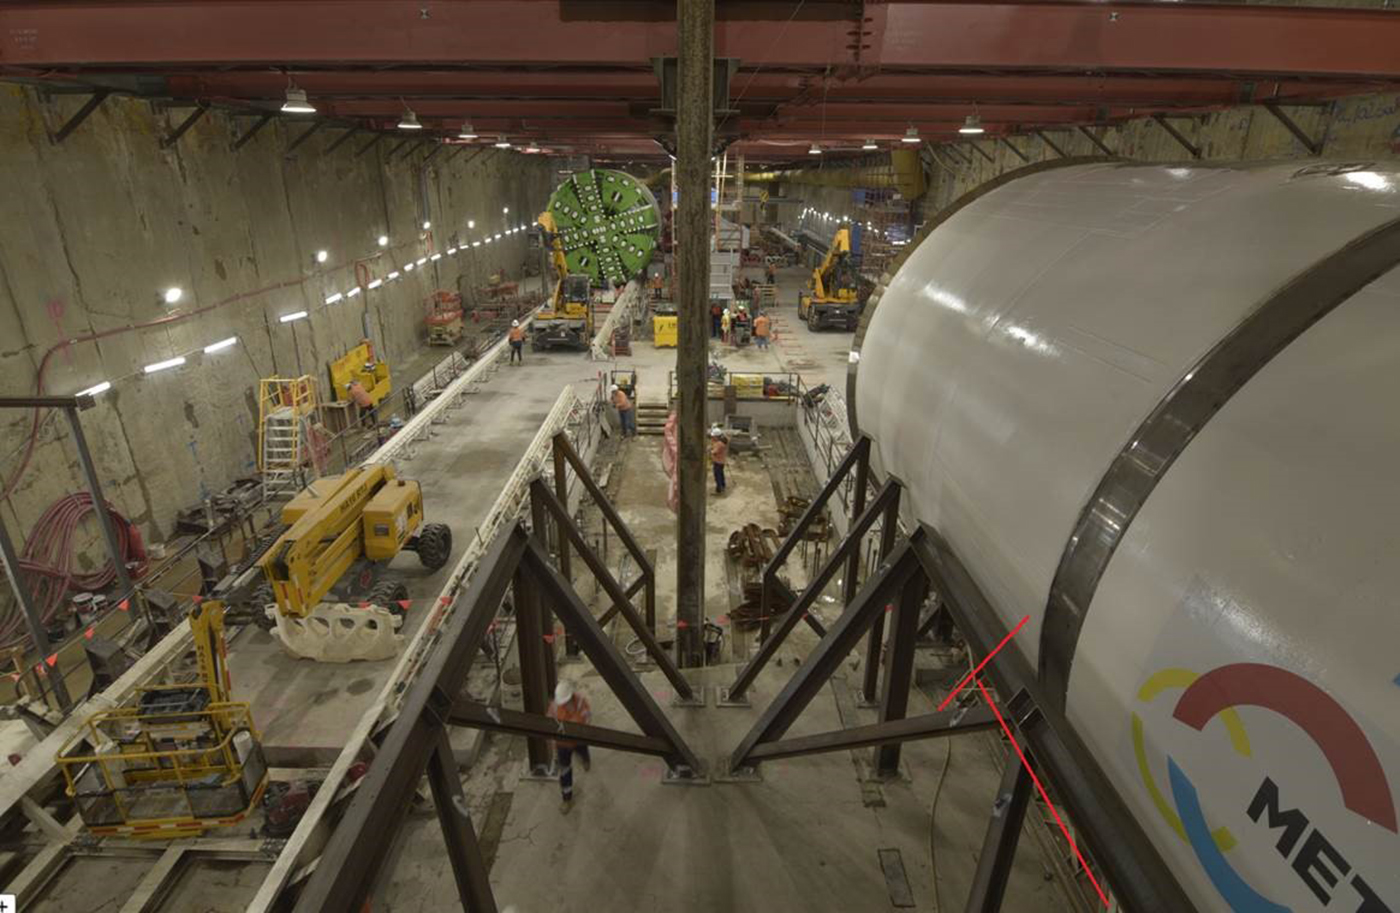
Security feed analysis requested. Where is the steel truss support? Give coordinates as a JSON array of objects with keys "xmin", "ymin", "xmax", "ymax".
[
  {"xmin": 355, "ymin": 132, "xmax": 387, "ymax": 157},
  {"xmin": 528, "ymin": 478, "xmax": 696, "ymax": 702},
  {"xmin": 967, "ymin": 141, "xmax": 997, "ymax": 164},
  {"xmin": 231, "ymin": 112, "xmax": 274, "ymax": 150},
  {"xmin": 860, "ymin": 483, "xmax": 902, "ymax": 704},
  {"xmin": 48, "ymin": 90, "xmax": 109, "ymax": 144},
  {"xmin": 284, "ymin": 119, "xmax": 326, "ymax": 154},
  {"xmin": 553, "ymin": 432, "xmax": 656, "ymax": 635},
  {"xmin": 999, "ymin": 136, "xmax": 1030, "ymax": 163},
  {"xmin": 1151, "ymin": 114, "xmax": 1202, "ymax": 158},
  {"xmin": 1263, "ymin": 101, "xmax": 1325, "ymax": 155},
  {"xmin": 160, "ymin": 103, "xmax": 208, "ymax": 149},
  {"xmin": 1035, "ymin": 130, "xmax": 1068, "ymax": 158},
  {"xmin": 909, "ymin": 530, "xmax": 1196, "ymax": 912},
  {"xmin": 728, "ymin": 534, "xmax": 957, "ymax": 772},
  {"xmin": 295, "ymin": 522, "xmax": 702, "ymax": 912},
  {"xmin": 965, "ymin": 753, "xmax": 1035, "ymax": 913},
  {"xmin": 324, "ymin": 126, "xmax": 359, "ymax": 154},
  {"xmin": 728, "ymin": 464, "xmax": 895, "ymax": 704},
  {"xmin": 1077, "ymin": 125, "xmax": 1115, "ymax": 156}
]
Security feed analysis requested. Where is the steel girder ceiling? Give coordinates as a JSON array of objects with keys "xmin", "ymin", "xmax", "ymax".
[{"xmin": 2, "ymin": 0, "xmax": 1398, "ymax": 163}]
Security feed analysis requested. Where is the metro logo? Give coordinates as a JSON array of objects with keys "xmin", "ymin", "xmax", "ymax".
[{"xmin": 1133, "ymin": 662, "xmax": 1397, "ymax": 911}]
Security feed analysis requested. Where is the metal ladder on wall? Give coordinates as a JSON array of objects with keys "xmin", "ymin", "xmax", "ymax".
[{"xmin": 258, "ymin": 376, "xmax": 318, "ymax": 500}]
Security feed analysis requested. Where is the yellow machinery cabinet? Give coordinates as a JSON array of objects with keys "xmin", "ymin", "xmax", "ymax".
[
  {"xmin": 330, "ymin": 341, "xmax": 391, "ymax": 406},
  {"xmin": 280, "ymin": 476, "xmax": 346, "ymax": 525},
  {"xmin": 653, "ymin": 313, "xmax": 678, "ymax": 348},
  {"xmin": 362, "ymin": 479, "xmax": 422, "ymax": 560}
]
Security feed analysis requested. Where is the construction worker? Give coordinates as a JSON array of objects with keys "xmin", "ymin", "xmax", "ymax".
[
  {"xmin": 710, "ymin": 300, "xmax": 723, "ymax": 338},
  {"xmin": 549, "ymin": 680, "xmax": 591, "ymax": 812},
  {"xmin": 765, "ymin": 261, "xmax": 777, "ymax": 285},
  {"xmin": 720, "ymin": 308, "xmax": 732, "ymax": 344},
  {"xmin": 611, "ymin": 383, "xmax": 635, "ymax": 437},
  {"xmin": 508, "ymin": 319, "xmax": 525, "ymax": 364},
  {"xmin": 346, "ymin": 380, "xmax": 376, "ymax": 427},
  {"xmin": 753, "ymin": 311, "xmax": 771, "ymax": 350},
  {"xmin": 710, "ymin": 425, "xmax": 729, "ymax": 494}
]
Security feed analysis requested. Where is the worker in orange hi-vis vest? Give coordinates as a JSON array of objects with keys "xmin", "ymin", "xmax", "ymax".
[
  {"xmin": 548, "ymin": 680, "xmax": 592, "ymax": 813},
  {"xmin": 611, "ymin": 384, "xmax": 635, "ymax": 437},
  {"xmin": 508, "ymin": 319, "xmax": 526, "ymax": 364}
]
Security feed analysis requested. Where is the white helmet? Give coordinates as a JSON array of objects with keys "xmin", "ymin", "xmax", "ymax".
[
  {"xmin": 610, "ymin": 384, "xmax": 619, "ymax": 392},
  {"xmin": 511, "ymin": 319, "xmax": 520, "ymax": 327},
  {"xmin": 723, "ymin": 308, "xmax": 731, "ymax": 316},
  {"xmin": 710, "ymin": 425, "xmax": 723, "ymax": 437},
  {"xmin": 555, "ymin": 680, "xmax": 575, "ymax": 705}
]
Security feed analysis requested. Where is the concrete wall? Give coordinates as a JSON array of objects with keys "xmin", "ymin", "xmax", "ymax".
[
  {"xmin": 0, "ymin": 84, "xmax": 555, "ymax": 552},
  {"xmin": 919, "ymin": 92, "xmax": 1400, "ymax": 218}
]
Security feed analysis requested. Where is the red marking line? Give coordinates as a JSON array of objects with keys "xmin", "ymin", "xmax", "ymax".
[
  {"xmin": 937, "ymin": 614, "xmax": 1030, "ymax": 711},
  {"xmin": 975, "ymin": 678, "xmax": 1110, "ymax": 908}
]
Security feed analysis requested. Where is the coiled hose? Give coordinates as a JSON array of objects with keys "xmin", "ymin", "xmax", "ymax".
[{"xmin": 0, "ymin": 493, "xmax": 148, "ymax": 650}]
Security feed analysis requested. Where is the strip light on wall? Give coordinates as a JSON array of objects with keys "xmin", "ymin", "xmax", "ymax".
[
  {"xmin": 76, "ymin": 381, "xmax": 112, "ymax": 397},
  {"xmin": 279, "ymin": 311, "xmax": 308, "ymax": 324},
  {"xmin": 144, "ymin": 356, "xmax": 187, "ymax": 374},
  {"xmin": 203, "ymin": 337, "xmax": 237, "ymax": 353},
  {"xmin": 325, "ymin": 292, "xmax": 344, "ymax": 304}
]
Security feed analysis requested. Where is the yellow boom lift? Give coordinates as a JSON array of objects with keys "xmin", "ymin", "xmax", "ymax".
[
  {"xmin": 55, "ymin": 602, "xmax": 269, "ymax": 838},
  {"xmin": 532, "ymin": 211, "xmax": 594, "ymax": 350},
  {"xmin": 233, "ymin": 464, "xmax": 452, "ymax": 662},
  {"xmin": 798, "ymin": 226, "xmax": 867, "ymax": 332}
]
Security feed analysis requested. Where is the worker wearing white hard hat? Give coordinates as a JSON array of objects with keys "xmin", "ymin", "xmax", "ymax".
[
  {"xmin": 720, "ymin": 307, "xmax": 732, "ymax": 344},
  {"xmin": 508, "ymin": 317, "xmax": 526, "ymax": 364},
  {"xmin": 610, "ymin": 382, "xmax": 635, "ymax": 437},
  {"xmin": 548, "ymin": 679, "xmax": 591, "ymax": 812},
  {"xmin": 710, "ymin": 425, "xmax": 729, "ymax": 494}
]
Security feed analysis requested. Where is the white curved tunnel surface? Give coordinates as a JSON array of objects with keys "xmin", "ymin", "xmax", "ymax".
[{"xmin": 853, "ymin": 161, "xmax": 1400, "ymax": 911}]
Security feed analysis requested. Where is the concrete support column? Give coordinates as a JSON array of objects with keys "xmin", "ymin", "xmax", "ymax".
[{"xmin": 674, "ymin": 0, "xmax": 714, "ymax": 668}]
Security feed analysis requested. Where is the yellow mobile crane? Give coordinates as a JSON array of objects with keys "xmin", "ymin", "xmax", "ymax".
[
  {"xmin": 234, "ymin": 464, "xmax": 452, "ymax": 662},
  {"xmin": 532, "ymin": 211, "xmax": 594, "ymax": 351},
  {"xmin": 798, "ymin": 226, "xmax": 867, "ymax": 332},
  {"xmin": 56, "ymin": 601, "xmax": 270, "ymax": 838}
]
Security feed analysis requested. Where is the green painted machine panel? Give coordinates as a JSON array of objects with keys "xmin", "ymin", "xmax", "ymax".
[{"xmin": 545, "ymin": 169, "xmax": 660, "ymax": 287}]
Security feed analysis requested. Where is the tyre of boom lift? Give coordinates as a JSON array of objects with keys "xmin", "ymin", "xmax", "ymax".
[
  {"xmin": 250, "ymin": 582, "xmax": 277, "ymax": 631},
  {"xmin": 369, "ymin": 579, "xmax": 410, "ymax": 617},
  {"xmin": 415, "ymin": 522, "xmax": 454, "ymax": 570}
]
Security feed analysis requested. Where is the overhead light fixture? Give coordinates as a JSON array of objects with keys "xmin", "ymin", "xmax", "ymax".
[
  {"xmin": 494, "ymin": 233, "xmax": 502, "ymax": 240},
  {"xmin": 416, "ymin": 257, "xmax": 428, "ymax": 266},
  {"xmin": 430, "ymin": 253, "xmax": 442, "ymax": 261},
  {"xmin": 959, "ymin": 114, "xmax": 985, "ymax": 136},
  {"xmin": 808, "ymin": 143, "xmax": 822, "ymax": 155},
  {"xmin": 503, "ymin": 206, "xmax": 510, "ymax": 214},
  {"xmin": 398, "ymin": 109, "xmax": 423, "ymax": 130},
  {"xmin": 494, "ymin": 136, "xmax": 511, "ymax": 149},
  {"xmin": 422, "ymin": 220, "xmax": 431, "ymax": 230},
  {"xmin": 281, "ymin": 85, "xmax": 316, "ymax": 115},
  {"xmin": 447, "ymin": 248, "xmax": 457, "ymax": 255},
  {"xmin": 347, "ymin": 287, "xmax": 362, "ymax": 297},
  {"xmin": 901, "ymin": 125, "xmax": 921, "ymax": 144},
  {"xmin": 325, "ymin": 292, "xmax": 343, "ymax": 304},
  {"xmin": 162, "ymin": 287, "xmax": 183, "ymax": 305},
  {"xmin": 76, "ymin": 381, "xmax": 111, "ymax": 397},
  {"xmin": 472, "ymin": 241, "xmax": 481, "ymax": 248},
  {"xmin": 279, "ymin": 311, "xmax": 308, "ymax": 324},
  {"xmin": 315, "ymin": 249, "xmax": 329, "ymax": 263},
  {"xmin": 467, "ymin": 219, "xmax": 476, "ymax": 229},
  {"xmin": 367, "ymin": 279, "xmax": 384, "ymax": 289},
  {"xmin": 144, "ymin": 355, "xmax": 186, "ymax": 374},
  {"xmin": 387, "ymin": 271, "xmax": 401, "ymax": 280},
  {"xmin": 378, "ymin": 235, "xmax": 389, "ymax": 247},
  {"xmin": 404, "ymin": 262, "xmax": 415, "ymax": 271},
  {"xmin": 862, "ymin": 139, "xmax": 878, "ymax": 151},
  {"xmin": 203, "ymin": 337, "xmax": 237, "ymax": 354},
  {"xmin": 458, "ymin": 121, "xmax": 478, "ymax": 139}
]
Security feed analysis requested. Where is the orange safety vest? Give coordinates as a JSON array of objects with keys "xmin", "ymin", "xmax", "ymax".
[
  {"xmin": 753, "ymin": 315, "xmax": 770, "ymax": 338},
  {"xmin": 612, "ymin": 390, "xmax": 632, "ymax": 411},
  {"xmin": 509, "ymin": 326, "xmax": 525, "ymax": 343},
  {"xmin": 711, "ymin": 438, "xmax": 729, "ymax": 465},
  {"xmin": 549, "ymin": 695, "xmax": 592, "ymax": 748}
]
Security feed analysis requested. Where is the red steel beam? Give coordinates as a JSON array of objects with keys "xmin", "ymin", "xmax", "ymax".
[{"xmin": 3, "ymin": 2, "xmax": 1400, "ymax": 79}]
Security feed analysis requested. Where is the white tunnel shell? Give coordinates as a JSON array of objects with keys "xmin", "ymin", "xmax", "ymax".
[{"xmin": 855, "ymin": 161, "xmax": 1400, "ymax": 911}]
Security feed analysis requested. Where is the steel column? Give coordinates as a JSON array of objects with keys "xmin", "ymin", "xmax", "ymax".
[
  {"xmin": 526, "ymin": 487, "xmax": 558, "ymax": 701},
  {"xmin": 64, "ymin": 407, "xmax": 134, "ymax": 600},
  {"xmin": 840, "ymin": 438, "xmax": 869, "ymax": 618},
  {"xmin": 860, "ymin": 483, "xmax": 902, "ymax": 703},
  {"xmin": 511, "ymin": 556, "xmax": 553, "ymax": 773},
  {"xmin": 965, "ymin": 753, "xmax": 1035, "ymax": 913},
  {"xmin": 730, "ymin": 537, "xmax": 923, "ymax": 770},
  {"xmin": 426, "ymin": 732, "xmax": 498, "ymax": 913},
  {"xmin": 873, "ymin": 570, "xmax": 927, "ymax": 777},
  {"xmin": 673, "ymin": 0, "xmax": 714, "ymax": 668},
  {"xmin": 0, "ymin": 513, "xmax": 71, "ymax": 710},
  {"xmin": 731, "ymin": 479, "xmax": 900, "ymax": 702}
]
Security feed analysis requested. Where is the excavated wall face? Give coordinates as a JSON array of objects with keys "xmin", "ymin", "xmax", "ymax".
[
  {"xmin": 0, "ymin": 85, "xmax": 553, "ymax": 550},
  {"xmin": 854, "ymin": 160, "xmax": 1400, "ymax": 912}
]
